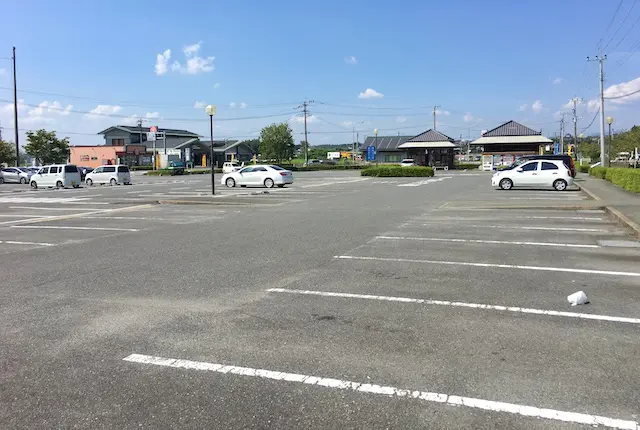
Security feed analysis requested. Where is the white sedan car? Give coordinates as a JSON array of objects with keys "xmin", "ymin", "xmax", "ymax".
[
  {"xmin": 221, "ymin": 165, "xmax": 294, "ymax": 188},
  {"xmin": 492, "ymin": 159, "xmax": 573, "ymax": 191}
]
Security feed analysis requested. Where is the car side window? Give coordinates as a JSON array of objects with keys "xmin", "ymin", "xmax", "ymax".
[
  {"xmin": 520, "ymin": 162, "xmax": 538, "ymax": 172},
  {"xmin": 39, "ymin": 167, "xmax": 48, "ymax": 174},
  {"xmin": 253, "ymin": 167, "xmax": 267, "ymax": 172},
  {"xmin": 93, "ymin": 167, "xmax": 103, "ymax": 174},
  {"xmin": 49, "ymin": 166, "xmax": 59, "ymax": 174},
  {"xmin": 104, "ymin": 166, "xmax": 116, "ymax": 173},
  {"xmin": 239, "ymin": 167, "xmax": 254, "ymax": 173},
  {"xmin": 541, "ymin": 162, "xmax": 558, "ymax": 171}
]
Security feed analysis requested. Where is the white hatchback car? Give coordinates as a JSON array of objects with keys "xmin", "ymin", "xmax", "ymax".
[
  {"xmin": 222, "ymin": 161, "xmax": 243, "ymax": 174},
  {"xmin": 492, "ymin": 159, "xmax": 573, "ymax": 191},
  {"xmin": 221, "ymin": 165, "xmax": 294, "ymax": 188},
  {"xmin": 85, "ymin": 165, "xmax": 132, "ymax": 186},
  {"xmin": 399, "ymin": 159, "xmax": 416, "ymax": 167},
  {"xmin": 30, "ymin": 164, "xmax": 82, "ymax": 189}
]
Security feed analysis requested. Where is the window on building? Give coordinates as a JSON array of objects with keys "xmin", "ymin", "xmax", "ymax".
[
  {"xmin": 541, "ymin": 162, "xmax": 558, "ymax": 170},
  {"xmin": 112, "ymin": 138, "xmax": 125, "ymax": 145},
  {"xmin": 90, "ymin": 156, "xmax": 98, "ymax": 161},
  {"xmin": 385, "ymin": 154, "xmax": 403, "ymax": 163}
]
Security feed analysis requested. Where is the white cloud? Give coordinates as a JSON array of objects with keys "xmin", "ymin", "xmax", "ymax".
[
  {"xmin": 603, "ymin": 76, "xmax": 640, "ymax": 105},
  {"xmin": 587, "ymin": 99, "xmax": 600, "ymax": 112},
  {"xmin": 463, "ymin": 113, "xmax": 474, "ymax": 122},
  {"xmin": 2, "ymin": 99, "xmax": 26, "ymax": 114},
  {"xmin": 193, "ymin": 101, "xmax": 206, "ymax": 109},
  {"xmin": 155, "ymin": 49, "xmax": 171, "ymax": 76},
  {"xmin": 358, "ymin": 88, "xmax": 384, "ymax": 99},
  {"xmin": 239, "ymin": 102, "xmax": 247, "ymax": 109},
  {"xmin": 290, "ymin": 115, "xmax": 316, "ymax": 124},
  {"xmin": 213, "ymin": 82, "xmax": 221, "ymax": 89},
  {"xmin": 183, "ymin": 56, "xmax": 215, "ymax": 74},
  {"xmin": 552, "ymin": 77, "xmax": 563, "ymax": 85},
  {"xmin": 229, "ymin": 102, "xmax": 236, "ymax": 108},
  {"xmin": 145, "ymin": 112, "xmax": 160, "ymax": 119},
  {"xmin": 85, "ymin": 104, "xmax": 122, "ymax": 119},
  {"xmin": 345, "ymin": 56, "xmax": 357, "ymax": 65},
  {"xmin": 27, "ymin": 101, "xmax": 73, "ymax": 117},
  {"xmin": 532, "ymin": 100, "xmax": 543, "ymax": 114},
  {"xmin": 22, "ymin": 116, "xmax": 55, "ymax": 125},
  {"xmin": 435, "ymin": 109, "xmax": 450, "ymax": 116},
  {"xmin": 171, "ymin": 61, "xmax": 181, "ymax": 72},
  {"xmin": 183, "ymin": 42, "xmax": 202, "ymax": 56},
  {"xmin": 518, "ymin": 103, "xmax": 528, "ymax": 111},
  {"xmin": 396, "ymin": 116, "xmax": 407, "ymax": 123}
]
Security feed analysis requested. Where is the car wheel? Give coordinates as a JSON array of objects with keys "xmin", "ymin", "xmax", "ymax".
[
  {"xmin": 56, "ymin": 180, "xmax": 63, "ymax": 189},
  {"xmin": 30, "ymin": 181, "xmax": 37, "ymax": 189},
  {"xmin": 73, "ymin": 185, "xmax": 80, "ymax": 188},
  {"xmin": 20, "ymin": 177, "xmax": 27, "ymax": 184},
  {"xmin": 110, "ymin": 178, "xmax": 117, "ymax": 186},
  {"xmin": 225, "ymin": 178, "xmax": 236, "ymax": 188},
  {"xmin": 553, "ymin": 179, "xmax": 568, "ymax": 191},
  {"xmin": 264, "ymin": 178, "xmax": 275, "ymax": 188},
  {"xmin": 499, "ymin": 178, "xmax": 513, "ymax": 190},
  {"xmin": 86, "ymin": 178, "xmax": 93, "ymax": 187},
  {"xmin": 0, "ymin": 177, "xmax": 4, "ymax": 184}
]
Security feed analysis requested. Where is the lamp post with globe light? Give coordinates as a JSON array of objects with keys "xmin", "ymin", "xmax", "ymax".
[
  {"xmin": 206, "ymin": 105, "xmax": 217, "ymax": 194},
  {"xmin": 606, "ymin": 116, "xmax": 614, "ymax": 166}
]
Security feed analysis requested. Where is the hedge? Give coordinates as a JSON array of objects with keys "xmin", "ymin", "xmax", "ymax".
[
  {"xmin": 280, "ymin": 164, "xmax": 365, "ymax": 171},
  {"xmin": 130, "ymin": 165, "xmax": 153, "ymax": 171},
  {"xmin": 454, "ymin": 163, "xmax": 481, "ymax": 170},
  {"xmin": 589, "ymin": 166, "xmax": 640, "ymax": 193},
  {"xmin": 145, "ymin": 168, "xmax": 221, "ymax": 176},
  {"xmin": 577, "ymin": 164, "xmax": 590, "ymax": 173},
  {"xmin": 361, "ymin": 166, "xmax": 435, "ymax": 177}
]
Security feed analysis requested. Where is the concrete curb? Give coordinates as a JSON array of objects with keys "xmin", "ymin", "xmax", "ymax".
[{"xmin": 579, "ymin": 183, "xmax": 640, "ymax": 239}]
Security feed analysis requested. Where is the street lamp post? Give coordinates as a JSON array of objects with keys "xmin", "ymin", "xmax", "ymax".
[
  {"xmin": 606, "ymin": 116, "xmax": 614, "ymax": 166},
  {"xmin": 578, "ymin": 133, "xmax": 585, "ymax": 164},
  {"xmin": 206, "ymin": 105, "xmax": 217, "ymax": 195},
  {"xmin": 352, "ymin": 121, "xmax": 364, "ymax": 163},
  {"xmin": 373, "ymin": 129, "xmax": 379, "ymax": 167}
]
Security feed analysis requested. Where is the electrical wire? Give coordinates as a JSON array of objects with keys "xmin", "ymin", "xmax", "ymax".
[
  {"xmin": 610, "ymin": 13, "xmax": 640, "ymax": 52},
  {"xmin": 580, "ymin": 108, "xmax": 600, "ymax": 132},
  {"xmin": 603, "ymin": 0, "xmax": 638, "ymax": 51},
  {"xmin": 596, "ymin": 0, "xmax": 625, "ymax": 51},
  {"xmin": 604, "ymin": 87, "xmax": 640, "ymax": 99}
]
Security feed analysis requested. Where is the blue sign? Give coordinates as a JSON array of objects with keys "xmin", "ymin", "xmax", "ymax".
[
  {"xmin": 366, "ymin": 145, "xmax": 376, "ymax": 161},
  {"xmin": 554, "ymin": 143, "xmax": 561, "ymax": 155}
]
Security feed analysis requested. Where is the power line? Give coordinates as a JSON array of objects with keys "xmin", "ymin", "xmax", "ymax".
[
  {"xmin": 603, "ymin": 0, "xmax": 638, "ymax": 51},
  {"xmin": 580, "ymin": 108, "xmax": 600, "ymax": 132},
  {"xmin": 610, "ymin": 13, "xmax": 640, "ymax": 52},
  {"xmin": 604, "ymin": 87, "xmax": 640, "ymax": 99},
  {"xmin": 596, "ymin": 0, "xmax": 625, "ymax": 50}
]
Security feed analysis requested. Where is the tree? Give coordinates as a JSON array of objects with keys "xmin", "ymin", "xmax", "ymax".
[
  {"xmin": 259, "ymin": 123, "xmax": 295, "ymax": 162},
  {"xmin": 239, "ymin": 139, "xmax": 260, "ymax": 155},
  {"xmin": 24, "ymin": 129, "xmax": 70, "ymax": 165},
  {"xmin": 0, "ymin": 139, "xmax": 16, "ymax": 165}
]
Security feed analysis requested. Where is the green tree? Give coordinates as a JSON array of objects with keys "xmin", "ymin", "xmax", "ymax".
[
  {"xmin": 259, "ymin": 123, "xmax": 295, "ymax": 162},
  {"xmin": 0, "ymin": 139, "xmax": 16, "ymax": 165},
  {"xmin": 24, "ymin": 129, "xmax": 70, "ymax": 165}
]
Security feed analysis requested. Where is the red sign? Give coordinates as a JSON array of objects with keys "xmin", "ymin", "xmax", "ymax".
[{"xmin": 150, "ymin": 126, "xmax": 158, "ymax": 132}]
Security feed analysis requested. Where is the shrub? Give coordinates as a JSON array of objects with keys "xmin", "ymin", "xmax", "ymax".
[
  {"xmin": 281, "ymin": 164, "xmax": 365, "ymax": 171},
  {"xmin": 361, "ymin": 166, "xmax": 435, "ymax": 177},
  {"xmin": 454, "ymin": 163, "xmax": 481, "ymax": 170},
  {"xmin": 605, "ymin": 168, "xmax": 640, "ymax": 193},
  {"xmin": 130, "ymin": 165, "xmax": 153, "ymax": 171},
  {"xmin": 577, "ymin": 164, "xmax": 590, "ymax": 173},
  {"xmin": 589, "ymin": 166, "xmax": 608, "ymax": 179}
]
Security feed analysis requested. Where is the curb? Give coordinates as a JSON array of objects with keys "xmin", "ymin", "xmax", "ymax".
[{"xmin": 579, "ymin": 183, "xmax": 640, "ymax": 239}]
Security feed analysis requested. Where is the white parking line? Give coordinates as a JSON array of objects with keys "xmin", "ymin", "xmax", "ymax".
[
  {"xmin": 0, "ymin": 214, "xmax": 52, "ymax": 218},
  {"xmin": 406, "ymin": 223, "xmax": 609, "ymax": 232},
  {"xmin": 123, "ymin": 353, "xmax": 639, "ymax": 430},
  {"xmin": 397, "ymin": 177, "xmax": 451, "ymax": 187},
  {"xmin": 0, "ymin": 240, "xmax": 55, "ymax": 246},
  {"xmin": 267, "ymin": 288, "xmax": 640, "ymax": 324},
  {"xmin": 9, "ymin": 206, "xmax": 106, "ymax": 211},
  {"xmin": 374, "ymin": 236, "xmax": 600, "ymax": 249},
  {"xmin": 335, "ymin": 255, "xmax": 640, "ymax": 277},
  {"xmin": 301, "ymin": 178, "xmax": 369, "ymax": 188},
  {"xmin": 12, "ymin": 225, "xmax": 140, "ymax": 232}
]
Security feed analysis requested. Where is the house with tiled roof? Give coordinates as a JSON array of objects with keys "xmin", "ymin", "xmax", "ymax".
[
  {"xmin": 470, "ymin": 120, "xmax": 553, "ymax": 170},
  {"xmin": 363, "ymin": 129, "xmax": 457, "ymax": 168}
]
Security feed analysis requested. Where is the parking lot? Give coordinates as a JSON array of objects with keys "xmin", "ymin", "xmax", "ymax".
[{"xmin": 1, "ymin": 170, "xmax": 639, "ymax": 429}]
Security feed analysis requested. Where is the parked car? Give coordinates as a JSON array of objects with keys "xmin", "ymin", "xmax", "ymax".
[
  {"xmin": 492, "ymin": 159, "xmax": 573, "ymax": 191},
  {"xmin": 222, "ymin": 161, "xmax": 243, "ymax": 174},
  {"xmin": 168, "ymin": 161, "xmax": 185, "ymax": 175},
  {"xmin": 399, "ymin": 158, "xmax": 416, "ymax": 167},
  {"xmin": 85, "ymin": 165, "xmax": 131, "ymax": 186},
  {"xmin": 29, "ymin": 164, "xmax": 82, "ymax": 189},
  {"xmin": 78, "ymin": 166, "xmax": 94, "ymax": 180},
  {"xmin": 0, "ymin": 167, "xmax": 33, "ymax": 184},
  {"xmin": 517, "ymin": 154, "xmax": 576, "ymax": 177},
  {"xmin": 221, "ymin": 165, "xmax": 294, "ymax": 188}
]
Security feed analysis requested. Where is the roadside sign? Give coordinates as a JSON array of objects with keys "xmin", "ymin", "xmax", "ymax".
[
  {"xmin": 366, "ymin": 145, "xmax": 376, "ymax": 161},
  {"xmin": 554, "ymin": 143, "xmax": 560, "ymax": 155},
  {"xmin": 146, "ymin": 132, "xmax": 157, "ymax": 141},
  {"xmin": 150, "ymin": 126, "xmax": 158, "ymax": 132}
]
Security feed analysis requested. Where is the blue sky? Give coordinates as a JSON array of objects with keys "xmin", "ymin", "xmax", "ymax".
[{"xmin": 1, "ymin": 0, "xmax": 639, "ymax": 146}]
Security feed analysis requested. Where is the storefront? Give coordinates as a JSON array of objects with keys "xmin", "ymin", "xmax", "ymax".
[
  {"xmin": 470, "ymin": 121, "xmax": 553, "ymax": 171},
  {"xmin": 397, "ymin": 129, "xmax": 457, "ymax": 169}
]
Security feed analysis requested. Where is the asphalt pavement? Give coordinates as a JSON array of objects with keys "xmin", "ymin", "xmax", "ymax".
[{"xmin": 1, "ymin": 170, "xmax": 639, "ymax": 429}]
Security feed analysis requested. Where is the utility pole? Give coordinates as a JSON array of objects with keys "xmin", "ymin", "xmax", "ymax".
[
  {"xmin": 433, "ymin": 105, "xmax": 440, "ymax": 130},
  {"xmin": 12, "ymin": 47, "xmax": 19, "ymax": 166},
  {"xmin": 572, "ymin": 97, "xmax": 582, "ymax": 159},
  {"xmin": 559, "ymin": 113, "xmax": 565, "ymax": 154},
  {"xmin": 297, "ymin": 100, "xmax": 314, "ymax": 165},
  {"xmin": 588, "ymin": 52, "xmax": 607, "ymax": 166}
]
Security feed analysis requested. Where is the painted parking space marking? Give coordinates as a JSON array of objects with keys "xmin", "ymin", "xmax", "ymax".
[
  {"xmin": 0, "ymin": 196, "xmax": 91, "ymax": 203},
  {"xmin": 397, "ymin": 177, "xmax": 451, "ymax": 187},
  {"xmin": 405, "ymin": 222, "xmax": 609, "ymax": 232},
  {"xmin": 0, "ymin": 240, "xmax": 55, "ymax": 247},
  {"xmin": 300, "ymin": 178, "xmax": 369, "ymax": 188},
  {"xmin": 8, "ymin": 206, "xmax": 107, "ymax": 211},
  {"xmin": 335, "ymin": 255, "xmax": 640, "ymax": 277},
  {"xmin": 12, "ymin": 225, "xmax": 140, "ymax": 232},
  {"xmin": 123, "ymin": 354, "xmax": 639, "ymax": 430},
  {"xmin": 374, "ymin": 236, "xmax": 600, "ymax": 249},
  {"xmin": 267, "ymin": 288, "xmax": 640, "ymax": 325}
]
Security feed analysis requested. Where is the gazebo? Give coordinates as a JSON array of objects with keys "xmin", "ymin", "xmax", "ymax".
[
  {"xmin": 397, "ymin": 129, "xmax": 457, "ymax": 169},
  {"xmin": 470, "ymin": 120, "xmax": 553, "ymax": 170}
]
